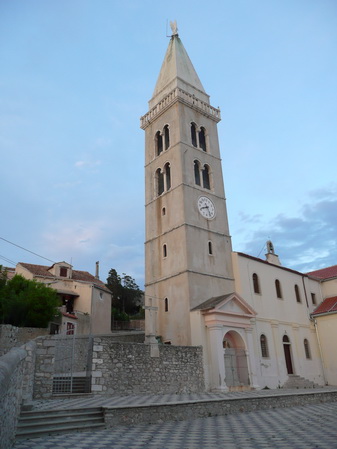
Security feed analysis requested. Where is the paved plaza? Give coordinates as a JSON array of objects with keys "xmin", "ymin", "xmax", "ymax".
[{"xmin": 14, "ymin": 400, "xmax": 337, "ymax": 449}]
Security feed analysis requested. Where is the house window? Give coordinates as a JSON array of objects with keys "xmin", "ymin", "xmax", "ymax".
[
  {"xmin": 295, "ymin": 284, "xmax": 301, "ymax": 303},
  {"xmin": 304, "ymin": 339, "xmax": 311, "ymax": 359},
  {"xmin": 163, "ymin": 244, "xmax": 167, "ymax": 258},
  {"xmin": 191, "ymin": 122, "xmax": 197, "ymax": 147},
  {"xmin": 194, "ymin": 160, "xmax": 201, "ymax": 186},
  {"xmin": 275, "ymin": 279, "xmax": 282, "ymax": 299},
  {"xmin": 311, "ymin": 293, "xmax": 316, "ymax": 305},
  {"xmin": 202, "ymin": 164, "xmax": 210, "ymax": 190},
  {"xmin": 164, "ymin": 125, "xmax": 170, "ymax": 150},
  {"xmin": 60, "ymin": 267, "xmax": 68, "ymax": 277},
  {"xmin": 66, "ymin": 322, "xmax": 75, "ymax": 335},
  {"xmin": 260, "ymin": 334, "xmax": 269, "ymax": 358},
  {"xmin": 199, "ymin": 127, "xmax": 207, "ymax": 151},
  {"xmin": 208, "ymin": 241, "xmax": 213, "ymax": 255},
  {"xmin": 252, "ymin": 273, "xmax": 260, "ymax": 294},
  {"xmin": 164, "ymin": 297, "xmax": 169, "ymax": 312},
  {"xmin": 162, "ymin": 207, "xmax": 166, "ymax": 216},
  {"xmin": 155, "ymin": 131, "xmax": 163, "ymax": 156}
]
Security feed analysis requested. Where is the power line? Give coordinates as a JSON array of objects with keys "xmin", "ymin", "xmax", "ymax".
[
  {"xmin": 0, "ymin": 254, "xmax": 16, "ymax": 266},
  {"xmin": 0, "ymin": 237, "xmax": 55, "ymax": 263}
]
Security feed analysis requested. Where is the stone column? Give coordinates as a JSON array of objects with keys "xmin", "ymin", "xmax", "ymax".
[
  {"xmin": 244, "ymin": 326, "xmax": 260, "ymax": 389},
  {"xmin": 207, "ymin": 325, "xmax": 228, "ymax": 392}
]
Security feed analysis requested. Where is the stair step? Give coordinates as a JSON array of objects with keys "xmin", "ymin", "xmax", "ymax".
[
  {"xmin": 16, "ymin": 406, "xmax": 105, "ymax": 440},
  {"xmin": 16, "ymin": 422, "xmax": 105, "ymax": 439},
  {"xmin": 19, "ymin": 407, "xmax": 103, "ymax": 420},
  {"xmin": 17, "ymin": 415, "xmax": 104, "ymax": 429}
]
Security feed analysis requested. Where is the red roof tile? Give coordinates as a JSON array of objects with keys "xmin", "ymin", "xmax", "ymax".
[
  {"xmin": 17, "ymin": 262, "xmax": 110, "ymax": 292},
  {"xmin": 312, "ymin": 296, "xmax": 337, "ymax": 316},
  {"xmin": 307, "ymin": 265, "xmax": 337, "ymax": 280}
]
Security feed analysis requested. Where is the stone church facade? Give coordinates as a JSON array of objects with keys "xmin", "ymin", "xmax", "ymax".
[{"xmin": 141, "ymin": 26, "xmax": 329, "ymax": 392}]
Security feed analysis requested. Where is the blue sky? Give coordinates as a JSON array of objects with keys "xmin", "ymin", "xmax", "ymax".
[{"xmin": 1, "ymin": 0, "xmax": 336, "ymax": 288}]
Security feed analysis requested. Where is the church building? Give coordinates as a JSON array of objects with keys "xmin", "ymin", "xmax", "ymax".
[{"xmin": 141, "ymin": 24, "xmax": 330, "ymax": 392}]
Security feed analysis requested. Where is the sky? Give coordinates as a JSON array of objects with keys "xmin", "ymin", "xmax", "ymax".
[{"xmin": 1, "ymin": 0, "xmax": 336, "ymax": 289}]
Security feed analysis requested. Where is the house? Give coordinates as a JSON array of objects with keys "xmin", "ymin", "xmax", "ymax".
[
  {"xmin": 308, "ymin": 265, "xmax": 337, "ymax": 386},
  {"xmin": 15, "ymin": 261, "xmax": 112, "ymax": 335}
]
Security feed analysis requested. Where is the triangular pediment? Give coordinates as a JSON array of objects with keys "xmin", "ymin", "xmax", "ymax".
[{"xmin": 192, "ymin": 292, "xmax": 256, "ymax": 318}]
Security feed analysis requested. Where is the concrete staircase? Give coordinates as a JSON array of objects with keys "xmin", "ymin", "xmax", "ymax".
[
  {"xmin": 282, "ymin": 375, "xmax": 320, "ymax": 389},
  {"xmin": 16, "ymin": 407, "xmax": 105, "ymax": 440}
]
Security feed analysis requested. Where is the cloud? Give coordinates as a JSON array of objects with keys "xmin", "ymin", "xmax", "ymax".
[
  {"xmin": 93, "ymin": 137, "xmax": 111, "ymax": 148},
  {"xmin": 236, "ymin": 185, "xmax": 337, "ymax": 273},
  {"xmin": 75, "ymin": 159, "xmax": 101, "ymax": 169}
]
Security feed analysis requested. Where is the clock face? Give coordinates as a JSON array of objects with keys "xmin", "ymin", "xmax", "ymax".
[{"xmin": 198, "ymin": 196, "xmax": 216, "ymax": 219}]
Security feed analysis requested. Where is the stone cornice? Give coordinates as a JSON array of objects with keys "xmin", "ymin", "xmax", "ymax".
[{"xmin": 140, "ymin": 87, "xmax": 221, "ymax": 129}]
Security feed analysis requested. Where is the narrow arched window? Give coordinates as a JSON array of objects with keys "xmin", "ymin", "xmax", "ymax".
[
  {"xmin": 208, "ymin": 241, "xmax": 213, "ymax": 255},
  {"xmin": 275, "ymin": 279, "xmax": 282, "ymax": 299},
  {"xmin": 163, "ymin": 244, "xmax": 167, "ymax": 258},
  {"xmin": 304, "ymin": 339, "xmax": 311, "ymax": 359},
  {"xmin": 191, "ymin": 122, "xmax": 197, "ymax": 147},
  {"xmin": 295, "ymin": 284, "xmax": 301, "ymax": 303},
  {"xmin": 156, "ymin": 131, "xmax": 163, "ymax": 156},
  {"xmin": 164, "ymin": 125, "xmax": 170, "ymax": 150},
  {"xmin": 202, "ymin": 164, "xmax": 210, "ymax": 190},
  {"xmin": 164, "ymin": 297, "xmax": 169, "ymax": 312},
  {"xmin": 156, "ymin": 168, "xmax": 164, "ymax": 196},
  {"xmin": 164, "ymin": 162, "xmax": 171, "ymax": 191},
  {"xmin": 252, "ymin": 273, "xmax": 260, "ymax": 294},
  {"xmin": 199, "ymin": 127, "xmax": 206, "ymax": 151},
  {"xmin": 194, "ymin": 160, "xmax": 201, "ymax": 186},
  {"xmin": 260, "ymin": 334, "xmax": 269, "ymax": 358}
]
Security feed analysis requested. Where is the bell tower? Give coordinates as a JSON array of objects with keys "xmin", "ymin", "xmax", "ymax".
[{"xmin": 141, "ymin": 25, "xmax": 234, "ymax": 345}]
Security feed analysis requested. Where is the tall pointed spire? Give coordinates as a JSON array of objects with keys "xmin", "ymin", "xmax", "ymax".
[{"xmin": 150, "ymin": 27, "xmax": 209, "ymax": 108}]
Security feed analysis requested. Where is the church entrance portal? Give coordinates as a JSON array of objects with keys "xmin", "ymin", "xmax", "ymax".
[
  {"xmin": 283, "ymin": 335, "xmax": 294, "ymax": 374},
  {"xmin": 223, "ymin": 331, "xmax": 250, "ymax": 388}
]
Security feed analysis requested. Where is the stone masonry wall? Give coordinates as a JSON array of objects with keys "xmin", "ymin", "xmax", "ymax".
[
  {"xmin": 91, "ymin": 338, "xmax": 205, "ymax": 395},
  {"xmin": 0, "ymin": 347, "xmax": 27, "ymax": 449},
  {"xmin": 0, "ymin": 324, "xmax": 49, "ymax": 356}
]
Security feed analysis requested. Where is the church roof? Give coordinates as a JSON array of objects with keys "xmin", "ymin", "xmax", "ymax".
[
  {"xmin": 307, "ymin": 265, "xmax": 337, "ymax": 281},
  {"xmin": 191, "ymin": 294, "xmax": 233, "ymax": 311},
  {"xmin": 312, "ymin": 296, "xmax": 337, "ymax": 316},
  {"xmin": 151, "ymin": 33, "xmax": 208, "ymax": 107}
]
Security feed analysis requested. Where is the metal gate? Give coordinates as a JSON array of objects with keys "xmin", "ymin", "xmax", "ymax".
[
  {"xmin": 224, "ymin": 348, "xmax": 250, "ymax": 388},
  {"xmin": 52, "ymin": 333, "xmax": 93, "ymax": 395}
]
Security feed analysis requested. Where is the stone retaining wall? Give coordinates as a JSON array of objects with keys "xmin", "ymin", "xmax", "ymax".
[
  {"xmin": 0, "ymin": 324, "xmax": 48, "ymax": 356},
  {"xmin": 0, "ymin": 346, "xmax": 27, "ymax": 449},
  {"xmin": 104, "ymin": 390, "xmax": 337, "ymax": 427},
  {"xmin": 91, "ymin": 338, "xmax": 205, "ymax": 395}
]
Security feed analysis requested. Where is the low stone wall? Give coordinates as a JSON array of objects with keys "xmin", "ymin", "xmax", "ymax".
[
  {"xmin": 0, "ymin": 324, "xmax": 48, "ymax": 356},
  {"xmin": 91, "ymin": 338, "xmax": 205, "ymax": 395},
  {"xmin": 0, "ymin": 346, "xmax": 27, "ymax": 449},
  {"xmin": 104, "ymin": 390, "xmax": 337, "ymax": 427},
  {"xmin": 108, "ymin": 331, "xmax": 145, "ymax": 343}
]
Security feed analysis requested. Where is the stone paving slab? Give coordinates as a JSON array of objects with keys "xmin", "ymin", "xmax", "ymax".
[
  {"xmin": 28, "ymin": 387, "xmax": 337, "ymax": 410},
  {"xmin": 14, "ymin": 401, "xmax": 337, "ymax": 449}
]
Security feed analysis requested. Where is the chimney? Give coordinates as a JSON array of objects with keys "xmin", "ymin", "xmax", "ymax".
[{"xmin": 95, "ymin": 261, "xmax": 100, "ymax": 279}]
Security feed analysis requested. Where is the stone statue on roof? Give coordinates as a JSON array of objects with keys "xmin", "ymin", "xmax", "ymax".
[{"xmin": 170, "ymin": 20, "xmax": 178, "ymax": 36}]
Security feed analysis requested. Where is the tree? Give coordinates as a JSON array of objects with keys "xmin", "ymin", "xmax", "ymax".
[
  {"xmin": 0, "ymin": 274, "xmax": 60, "ymax": 327},
  {"xmin": 106, "ymin": 269, "xmax": 143, "ymax": 316}
]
